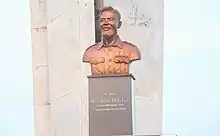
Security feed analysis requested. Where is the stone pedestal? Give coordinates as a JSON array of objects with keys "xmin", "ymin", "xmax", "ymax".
[{"xmin": 88, "ymin": 74, "xmax": 136, "ymax": 136}]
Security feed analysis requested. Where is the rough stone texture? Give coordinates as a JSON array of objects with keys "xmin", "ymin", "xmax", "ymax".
[
  {"xmin": 46, "ymin": 0, "xmax": 94, "ymax": 136},
  {"xmin": 103, "ymin": 0, "xmax": 163, "ymax": 135},
  {"xmin": 30, "ymin": 0, "xmax": 51, "ymax": 135},
  {"xmin": 30, "ymin": 0, "xmax": 163, "ymax": 135},
  {"xmin": 30, "ymin": 0, "xmax": 94, "ymax": 136}
]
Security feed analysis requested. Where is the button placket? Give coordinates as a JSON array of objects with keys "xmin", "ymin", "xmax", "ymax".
[
  {"xmin": 103, "ymin": 48, "xmax": 109, "ymax": 74},
  {"xmin": 108, "ymin": 47, "xmax": 113, "ymax": 73}
]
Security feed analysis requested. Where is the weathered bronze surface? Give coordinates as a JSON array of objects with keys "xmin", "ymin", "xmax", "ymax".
[{"xmin": 83, "ymin": 6, "xmax": 141, "ymax": 75}]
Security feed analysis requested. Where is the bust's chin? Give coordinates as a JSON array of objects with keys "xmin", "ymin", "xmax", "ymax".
[
  {"xmin": 102, "ymin": 34, "xmax": 115, "ymax": 40},
  {"xmin": 102, "ymin": 35, "xmax": 110, "ymax": 40}
]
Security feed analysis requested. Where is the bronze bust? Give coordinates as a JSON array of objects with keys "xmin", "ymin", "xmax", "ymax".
[{"xmin": 83, "ymin": 6, "xmax": 141, "ymax": 75}]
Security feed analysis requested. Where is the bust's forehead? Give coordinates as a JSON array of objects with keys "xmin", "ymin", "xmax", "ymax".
[{"xmin": 100, "ymin": 10, "xmax": 116, "ymax": 18}]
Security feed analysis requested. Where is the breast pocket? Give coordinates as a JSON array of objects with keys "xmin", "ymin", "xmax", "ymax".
[
  {"xmin": 90, "ymin": 57, "xmax": 105, "ymax": 74},
  {"xmin": 114, "ymin": 55, "xmax": 130, "ymax": 74}
]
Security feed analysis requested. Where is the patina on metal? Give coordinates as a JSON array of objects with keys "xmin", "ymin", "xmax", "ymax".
[{"xmin": 83, "ymin": 6, "xmax": 141, "ymax": 75}]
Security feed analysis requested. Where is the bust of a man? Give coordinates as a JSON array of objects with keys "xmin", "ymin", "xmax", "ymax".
[{"xmin": 83, "ymin": 6, "xmax": 141, "ymax": 75}]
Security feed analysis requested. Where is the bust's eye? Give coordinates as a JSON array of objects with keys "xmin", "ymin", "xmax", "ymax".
[
  {"xmin": 107, "ymin": 18, "xmax": 115, "ymax": 22},
  {"xmin": 100, "ymin": 18, "xmax": 105, "ymax": 22},
  {"xmin": 100, "ymin": 18, "xmax": 115, "ymax": 22}
]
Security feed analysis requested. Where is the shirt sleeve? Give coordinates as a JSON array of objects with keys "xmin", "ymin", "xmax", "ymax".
[
  {"xmin": 129, "ymin": 46, "xmax": 141, "ymax": 62},
  {"xmin": 82, "ymin": 51, "xmax": 90, "ymax": 63}
]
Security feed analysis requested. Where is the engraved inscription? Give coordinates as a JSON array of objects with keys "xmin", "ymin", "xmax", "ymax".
[
  {"xmin": 128, "ymin": 3, "xmax": 151, "ymax": 27},
  {"xmin": 91, "ymin": 92, "xmax": 129, "ymax": 112}
]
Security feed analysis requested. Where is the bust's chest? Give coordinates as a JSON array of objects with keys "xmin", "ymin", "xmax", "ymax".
[
  {"xmin": 91, "ymin": 47, "xmax": 130, "ymax": 64},
  {"xmin": 89, "ymin": 47, "xmax": 131, "ymax": 74}
]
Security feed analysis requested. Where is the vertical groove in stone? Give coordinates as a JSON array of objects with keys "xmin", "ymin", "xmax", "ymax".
[{"xmin": 94, "ymin": 0, "xmax": 103, "ymax": 42}]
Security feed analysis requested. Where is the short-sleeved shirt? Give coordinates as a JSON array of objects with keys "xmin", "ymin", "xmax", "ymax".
[{"xmin": 83, "ymin": 36, "xmax": 141, "ymax": 75}]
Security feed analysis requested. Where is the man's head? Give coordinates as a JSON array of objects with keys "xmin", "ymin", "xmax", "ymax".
[{"xmin": 99, "ymin": 6, "xmax": 122, "ymax": 39}]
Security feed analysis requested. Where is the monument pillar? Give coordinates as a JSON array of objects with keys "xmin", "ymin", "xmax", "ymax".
[
  {"xmin": 30, "ymin": 0, "xmax": 51, "ymax": 135},
  {"xmin": 30, "ymin": 0, "xmax": 95, "ymax": 136},
  {"xmin": 30, "ymin": 0, "xmax": 163, "ymax": 136}
]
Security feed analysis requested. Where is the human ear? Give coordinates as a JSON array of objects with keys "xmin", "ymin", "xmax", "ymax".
[{"xmin": 118, "ymin": 21, "xmax": 122, "ymax": 28}]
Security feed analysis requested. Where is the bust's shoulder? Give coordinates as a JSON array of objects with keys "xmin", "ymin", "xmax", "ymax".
[
  {"xmin": 83, "ymin": 43, "xmax": 99, "ymax": 62},
  {"xmin": 123, "ymin": 41, "xmax": 138, "ymax": 48},
  {"xmin": 123, "ymin": 41, "xmax": 141, "ymax": 60},
  {"xmin": 85, "ymin": 43, "xmax": 99, "ymax": 51}
]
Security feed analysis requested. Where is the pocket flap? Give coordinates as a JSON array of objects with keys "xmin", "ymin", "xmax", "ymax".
[
  {"xmin": 114, "ymin": 55, "xmax": 130, "ymax": 64},
  {"xmin": 90, "ymin": 57, "xmax": 105, "ymax": 64}
]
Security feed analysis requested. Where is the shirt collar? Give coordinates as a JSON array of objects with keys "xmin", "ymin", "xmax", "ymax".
[{"xmin": 97, "ymin": 35, "xmax": 123, "ymax": 50}]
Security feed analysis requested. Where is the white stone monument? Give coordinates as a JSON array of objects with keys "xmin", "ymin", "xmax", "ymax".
[{"xmin": 30, "ymin": 0, "xmax": 163, "ymax": 136}]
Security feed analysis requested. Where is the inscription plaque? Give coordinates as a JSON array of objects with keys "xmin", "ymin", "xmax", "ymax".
[{"xmin": 88, "ymin": 74, "xmax": 135, "ymax": 136}]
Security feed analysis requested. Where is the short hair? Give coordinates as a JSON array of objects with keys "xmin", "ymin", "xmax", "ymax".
[{"xmin": 99, "ymin": 6, "xmax": 121, "ymax": 21}]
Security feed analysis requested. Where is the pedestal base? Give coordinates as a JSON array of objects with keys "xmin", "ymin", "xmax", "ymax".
[{"xmin": 88, "ymin": 74, "xmax": 135, "ymax": 136}]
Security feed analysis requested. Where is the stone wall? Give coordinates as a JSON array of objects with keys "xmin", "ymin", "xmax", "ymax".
[
  {"xmin": 30, "ymin": 0, "xmax": 95, "ymax": 136},
  {"xmin": 46, "ymin": 0, "xmax": 94, "ymax": 135}
]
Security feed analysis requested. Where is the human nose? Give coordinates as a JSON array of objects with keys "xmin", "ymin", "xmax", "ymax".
[{"xmin": 101, "ymin": 19, "xmax": 109, "ymax": 25}]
